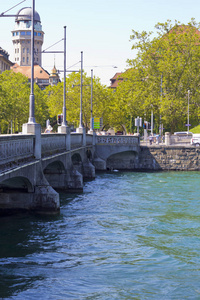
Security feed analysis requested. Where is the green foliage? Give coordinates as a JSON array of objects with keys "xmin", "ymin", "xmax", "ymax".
[
  {"xmin": 120, "ymin": 18, "xmax": 200, "ymax": 133},
  {"xmin": 0, "ymin": 71, "xmax": 49, "ymax": 133},
  {"xmin": 190, "ymin": 124, "xmax": 200, "ymax": 133},
  {"xmin": 44, "ymin": 72, "xmax": 114, "ymax": 130},
  {"xmin": 0, "ymin": 71, "xmax": 29, "ymax": 133}
]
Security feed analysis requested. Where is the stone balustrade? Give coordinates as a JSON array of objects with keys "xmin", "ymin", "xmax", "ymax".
[
  {"xmin": 96, "ymin": 135, "xmax": 139, "ymax": 145},
  {"xmin": 0, "ymin": 134, "xmax": 34, "ymax": 164},
  {"xmin": 41, "ymin": 133, "xmax": 66, "ymax": 156},
  {"xmin": 71, "ymin": 133, "xmax": 83, "ymax": 148}
]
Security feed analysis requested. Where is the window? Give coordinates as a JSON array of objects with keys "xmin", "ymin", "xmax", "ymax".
[
  {"xmin": 27, "ymin": 57, "xmax": 29, "ymax": 64},
  {"xmin": 23, "ymin": 48, "xmax": 25, "ymax": 53},
  {"xmin": 23, "ymin": 57, "xmax": 25, "ymax": 63},
  {"xmin": 27, "ymin": 48, "xmax": 29, "ymax": 53},
  {"xmin": 21, "ymin": 31, "xmax": 26, "ymax": 36},
  {"xmin": 26, "ymin": 31, "xmax": 31, "ymax": 36},
  {"xmin": 38, "ymin": 32, "xmax": 41, "ymax": 36}
]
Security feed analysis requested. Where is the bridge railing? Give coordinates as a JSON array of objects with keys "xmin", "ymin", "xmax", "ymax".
[
  {"xmin": 86, "ymin": 134, "xmax": 93, "ymax": 145},
  {"xmin": 96, "ymin": 135, "xmax": 139, "ymax": 145},
  {"xmin": 41, "ymin": 133, "xmax": 66, "ymax": 157},
  {"xmin": 0, "ymin": 134, "xmax": 35, "ymax": 165},
  {"xmin": 71, "ymin": 133, "xmax": 83, "ymax": 149}
]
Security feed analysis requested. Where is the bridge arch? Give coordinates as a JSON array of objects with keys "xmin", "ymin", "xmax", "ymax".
[
  {"xmin": 106, "ymin": 150, "xmax": 139, "ymax": 170},
  {"xmin": 0, "ymin": 176, "xmax": 33, "ymax": 193},
  {"xmin": 71, "ymin": 153, "xmax": 82, "ymax": 165},
  {"xmin": 71, "ymin": 153, "xmax": 83, "ymax": 175},
  {"xmin": 86, "ymin": 149, "xmax": 93, "ymax": 161},
  {"xmin": 43, "ymin": 160, "xmax": 66, "ymax": 174}
]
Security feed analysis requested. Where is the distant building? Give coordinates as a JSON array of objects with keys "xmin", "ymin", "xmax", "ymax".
[
  {"xmin": 12, "ymin": 63, "xmax": 50, "ymax": 90},
  {"xmin": 12, "ymin": 7, "xmax": 44, "ymax": 66},
  {"xmin": 49, "ymin": 65, "xmax": 60, "ymax": 86},
  {"xmin": 11, "ymin": 7, "xmax": 59, "ymax": 88},
  {"xmin": 0, "ymin": 47, "xmax": 13, "ymax": 72},
  {"xmin": 109, "ymin": 72, "xmax": 123, "ymax": 89}
]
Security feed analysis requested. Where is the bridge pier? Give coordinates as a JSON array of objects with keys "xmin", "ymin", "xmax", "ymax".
[
  {"xmin": 67, "ymin": 169, "xmax": 83, "ymax": 192},
  {"xmin": 0, "ymin": 161, "xmax": 60, "ymax": 215},
  {"xmin": 93, "ymin": 157, "xmax": 107, "ymax": 170},
  {"xmin": 83, "ymin": 160, "xmax": 96, "ymax": 178}
]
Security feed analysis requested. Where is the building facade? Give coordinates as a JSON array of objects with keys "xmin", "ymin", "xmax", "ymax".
[
  {"xmin": 11, "ymin": 7, "xmax": 60, "ymax": 88},
  {"xmin": 0, "ymin": 47, "xmax": 13, "ymax": 72},
  {"xmin": 12, "ymin": 7, "xmax": 44, "ymax": 66}
]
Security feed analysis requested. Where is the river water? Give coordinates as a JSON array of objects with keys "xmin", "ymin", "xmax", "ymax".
[{"xmin": 1, "ymin": 171, "xmax": 200, "ymax": 299}]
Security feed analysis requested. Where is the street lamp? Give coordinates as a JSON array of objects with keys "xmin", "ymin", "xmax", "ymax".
[
  {"xmin": 42, "ymin": 26, "xmax": 68, "ymax": 132},
  {"xmin": 79, "ymin": 51, "xmax": 83, "ymax": 129},
  {"xmin": 187, "ymin": 90, "xmax": 190, "ymax": 133},
  {"xmin": 90, "ymin": 69, "xmax": 93, "ymax": 132},
  {"xmin": 0, "ymin": 0, "xmax": 36, "ymax": 124},
  {"xmin": 29, "ymin": 0, "xmax": 35, "ymax": 123}
]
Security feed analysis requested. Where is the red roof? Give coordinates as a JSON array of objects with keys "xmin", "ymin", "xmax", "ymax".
[{"xmin": 11, "ymin": 63, "xmax": 50, "ymax": 79}]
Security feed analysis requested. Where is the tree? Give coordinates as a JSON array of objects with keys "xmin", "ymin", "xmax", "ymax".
[
  {"xmin": 120, "ymin": 18, "xmax": 200, "ymax": 133},
  {"xmin": 0, "ymin": 71, "xmax": 50, "ymax": 133},
  {"xmin": 45, "ymin": 71, "xmax": 114, "ymax": 130},
  {"xmin": 0, "ymin": 71, "xmax": 29, "ymax": 133}
]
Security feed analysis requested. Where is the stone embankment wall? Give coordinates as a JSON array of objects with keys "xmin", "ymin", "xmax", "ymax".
[{"xmin": 139, "ymin": 146, "xmax": 200, "ymax": 171}]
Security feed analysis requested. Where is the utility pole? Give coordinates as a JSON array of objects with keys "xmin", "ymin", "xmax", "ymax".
[
  {"xmin": 29, "ymin": 0, "xmax": 35, "ymax": 123},
  {"xmin": 79, "ymin": 51, "xmax": 83, "ymax": 129},
  {"xmin": 187, "ymin": 90, "xmax": 190, "ymax": 133},
  {"xmin": 90, "ymin": 69, "xmax": 93, "ymax": 132}
]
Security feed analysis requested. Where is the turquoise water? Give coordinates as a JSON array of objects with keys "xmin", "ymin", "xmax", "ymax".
[{"xmin": 1, "ymin": 171, "xmax": 200, "ymax": 299}]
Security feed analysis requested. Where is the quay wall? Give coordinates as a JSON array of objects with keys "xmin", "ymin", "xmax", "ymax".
[{"xmin": 138, "ymin": 146, "xmax": 200, "ymax": 171}]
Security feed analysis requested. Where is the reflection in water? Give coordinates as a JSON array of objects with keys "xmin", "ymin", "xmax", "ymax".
[{"xmin": 1, "ymin": 171, "xmax": 200, "ymax": 299}]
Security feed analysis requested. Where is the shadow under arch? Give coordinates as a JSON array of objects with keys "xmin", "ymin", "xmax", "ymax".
[
  {"xmin": 71, "ymin": 153, "xmax": 82, "ymax": 165},
  {"xmin": 106, "ymin": 150, "xmax": 139, "ymax": 170},
  {"xmin": 43, "ymin": 160, "xmax": 66, "ymax": 174},
  {"xmin": 86, "ymin": 149, "xmax": 92, "ymax": 160},
  {"xmin": 0, "ymin": 176, "xmax": 33, "ymax": 193}
]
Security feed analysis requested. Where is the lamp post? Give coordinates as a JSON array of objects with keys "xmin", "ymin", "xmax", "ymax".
[
  {"xmin": 62, "ymin": 25, "xmax": 67, "ymax": 127},
  {"xmin": 42, "ymin": 26, "xmax": 68, "ymax": 132},
  {"xmin": 29, "ymin": 0, "xmax": 35, "ymax": 123},
  {"xmin": 187, "ymin": 90, "xmax": 190, "ymax": 133},
  {"xmin": 79, "ymin": 51, "xmax": 83, "ymax": 129},
  {"xmin": 90, "ymin": 69, "xmax": 93, "ymax": 132}
]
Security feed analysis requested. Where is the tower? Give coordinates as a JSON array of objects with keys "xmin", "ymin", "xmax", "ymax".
[
  {"xmin": 49, "ymin": 65, "xmax": 60, "ymax": 86},
  {"xmin": 12, "ymin": 7, "xmax": 44, "ymax": 66}
]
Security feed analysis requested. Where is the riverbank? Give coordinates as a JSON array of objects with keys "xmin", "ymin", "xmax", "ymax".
[{"xmin": 139, "ymin": 145, "xmax": 200, "ymax": 171}]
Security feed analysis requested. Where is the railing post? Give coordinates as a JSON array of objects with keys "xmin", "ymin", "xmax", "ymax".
[
  {"xmin": 66, "ymin": 128, "xmax": 71, "ymax": 151},
  {"xmin": 92, "ymin": 131, "xmax": 96, "ymax": 146},
  {"xmin": 22, "ymin": 123, "xmax": 41, "ymax": 159},
  {"xmin": 82, "ymin": 128, "xmax": 86, "ymax": 146},
  {"xmin": 165, "ymin": 132, "xmax": 171, "ymax": 146}
]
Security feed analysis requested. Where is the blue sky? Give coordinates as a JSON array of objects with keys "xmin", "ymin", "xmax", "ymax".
[{"xmin": 1, "ymin": 0, "xmax": 200, "ymax": 85}]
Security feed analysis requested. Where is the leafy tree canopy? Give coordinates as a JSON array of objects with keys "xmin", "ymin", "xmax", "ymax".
[{"xmin": 118, "ymin": 18, "xmax": 200, "ymax": 133}]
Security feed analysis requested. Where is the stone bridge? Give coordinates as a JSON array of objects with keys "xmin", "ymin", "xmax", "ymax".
[
  {"xmin": 0, "ymin": 130, "xmax": 139, "ymax": 215},
  {"xmin": 95, "ymin": 135, "xmax": 140, "ymax": 170}
]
